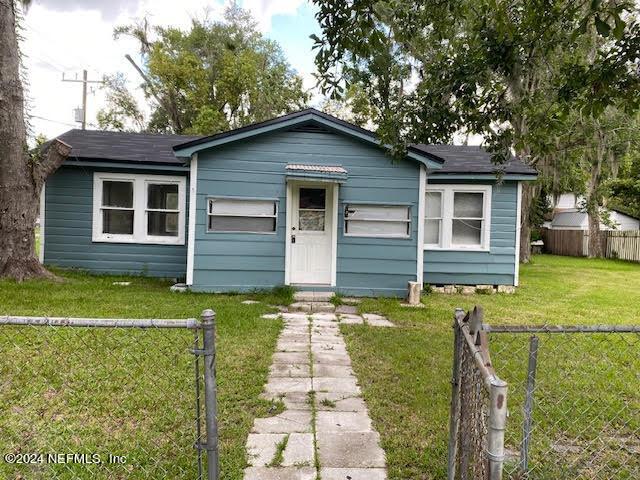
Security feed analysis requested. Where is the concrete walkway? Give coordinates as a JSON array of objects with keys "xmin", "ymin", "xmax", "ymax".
[{"xmin": 244, "ymin": 312, "xmax": 390, "ymax": 480}]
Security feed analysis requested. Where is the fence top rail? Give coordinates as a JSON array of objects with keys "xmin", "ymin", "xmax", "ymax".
[
  {"xmin": 0, "ymin": 316, "xmax": 200, "ymax": 329},
  {"xmin": 486, "ymin": 324, "xmax": 640, "ymax": 334}
]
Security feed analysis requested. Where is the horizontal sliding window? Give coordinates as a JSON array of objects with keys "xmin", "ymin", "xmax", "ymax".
[
  {"xmin": 92, "ymin": 173, "xmax": 186, "ymax": 245},
  {"xmin": 208, "ymin": 198, "xmax": 277, "ymax": 233},
  {"xmin": 424, "ymin": 185, "xmax": 491, "ymax": 250},
  {"xmin": 344, "ymin": 204, "xmax": 411, "ymax": 238}
]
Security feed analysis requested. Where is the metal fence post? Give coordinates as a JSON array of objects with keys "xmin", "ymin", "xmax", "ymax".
[
  {"xmin": 520, "ymin": 335, "xmax": 539, "ymax": 475},
  {"xmin": 448, "ymin": 308, "xmax": 465, "ymax": 480},
  {"xmin": 487, "ymin": 378, "xmax": 508, "ymax": 480},
  {"xmin": 200, "ymin": 309, "xmax": 219, "ymax": 480}
]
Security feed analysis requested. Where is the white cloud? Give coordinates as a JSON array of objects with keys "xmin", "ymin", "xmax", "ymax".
[{"xmin": 242, "ymin": 0, "xmax": 305, "ymax": 31}]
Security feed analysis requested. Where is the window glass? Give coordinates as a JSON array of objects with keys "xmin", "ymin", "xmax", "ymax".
[
  {"xmin": 147, "ymin": 212, "xmax": 179, "ymax": 236},
  {"xmin": 424, "ymin": 219, "xmax": 441, "ymax": 244},
  {"xmin": 299, "ymin": 210, "xmax": 325, "ymax": 231},
  {"xmin": 452, "ymin": 219, "xmax": 482, "ymax": 245},
  {"xmin": 344, "ymin": 204, "xmax": 410, "ymax": 237},
  {"xmin": 102, "ymin": 210, "xmax": 134, "ymax": 235},
  {"xmin": 454, "ymin": 192, "xmax": 483, "ymax": 218},
  {"xmin": 102, "ymin": 181, "xmax": 133, "ymax": 208},
  {"xmin": 425, "ymin": 191, "xmax": 442, "ymax": 218},
  {"xmin": 147, "ymin": 184, "xmax": 178, "ymax": 210},
  {"xmin": 207, "ymin": 198, "xmax": 277, "ymax": 233},
  {"xmin": 299, "ymin": 188, "xmax": 326, "ymax": 209},
  {"xmin": 208, "ymin": 216, "xmax": 275, "ymax": 232}
]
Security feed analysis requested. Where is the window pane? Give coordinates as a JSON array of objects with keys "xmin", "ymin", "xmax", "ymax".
[
  {"xmin": 209, "ymin": 216, "xmax": 275, "ymax": 232},
  {"xmin": 452, "ymin": 219, "xmax": 482, "ymax": 245},
  {"xmin": 454, "ymin": 192, "xmax": 483, "ymax": 218},
  {"xmin": 102, "ymin": 210, "xmax": 133, "ymax": 235},
  {"xmin": 148, "ymin": 184, "xmax": 178, "ymax": 210},
  {"xmin": 425, "ymin": 192, "xmax": 442, "ymax": 218},
  {"xmin": 147, "ymin": 211, "xmax": 178, "ymax": 237},
  {"xmin": 347, "ymin": 220, "xmax": 408, "ymax": 236},
  {"xmin": 102, "ymin": 181, "xmax": 133, "ymax": 208},
  {"xmin": 209, "ymin": 199, "xmax": 275, "ymax": 216},
  {"xmin": 299, "ymin": 210, "xmax": 325, "ymax": 231},
  {"xmin": 425, "ymin": 219, "xmax": 441, "ymax": 244},
  {"xmin": 299, "ymin": 188, "xmax": 326, "ymax": 209},
  {"xmin": 345, "ymin": 204, "xmax": 409, "ymax": 220}
]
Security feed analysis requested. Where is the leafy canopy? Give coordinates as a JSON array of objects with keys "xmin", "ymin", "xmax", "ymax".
[{"xmin": 98, "ymin": 5, "xmax": 309, "ymax": 134}]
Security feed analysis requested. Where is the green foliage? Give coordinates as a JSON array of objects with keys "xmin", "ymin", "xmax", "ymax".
[
  {"xmin": 250, "ymin": 284, "xmax": 296, "ymax": 306},
  {"xmin": 608, "ymin": 150, "xmax": 640, "ymax": 218},
  {"xmin": 99, "ymin": 5, "xmax": 309, "ymax": 134}
]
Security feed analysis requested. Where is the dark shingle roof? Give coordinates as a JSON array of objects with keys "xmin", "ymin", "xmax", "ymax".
[
  {"xmin": 412, "ymin": 144, "xmax": 536, "ymax": 175},
  {"xmin": 56, "ymin": 129, "xmax": 201, "ymax": 165},
  {"xmin": 54, "ymin": 115, "xmax": 536, "ymax": 177}
]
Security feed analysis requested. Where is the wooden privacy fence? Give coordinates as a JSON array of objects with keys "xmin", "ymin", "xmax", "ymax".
[{"xmin": 541, "ymin": 228, "xmax": 640, "ymax": 262}]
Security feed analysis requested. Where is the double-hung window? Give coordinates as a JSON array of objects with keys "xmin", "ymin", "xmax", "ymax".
[
  {"xmin": 424, "ymin": 185, "xmax": 491, "ymax": 250},
  {"xmin": 344, "ymin": 204, "xmax": 411, "ymax": 238},
  {"xmin": 93, "ymin": 173, "xmax": 186, "ymax": 244},
  {"xmin": 207, "ymin": 198, "xmax": 278, "ymax": 233}
]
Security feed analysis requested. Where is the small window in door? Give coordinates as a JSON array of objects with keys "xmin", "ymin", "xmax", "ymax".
[{"xmin": 298, "ymin": 188, "xmax": 326, "ymax": 231}]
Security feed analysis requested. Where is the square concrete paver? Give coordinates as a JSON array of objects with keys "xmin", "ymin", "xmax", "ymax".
[
  {"xmin": 313, "ymin": 353, "xmax": 352, "ymax": 366},
  {"xmin": 276, "ymin": 342, "xmax": 310, "ymax": 353},
  {"xmin": 243, "ymin": 467, "xmax": 317, "ymax": 480},
  {"xmin": 246, "ymin": 433, "xmax": 287, "ymax": 466},
  {"xmin": 265, "ymin": 377, "xmax": 312, "ymax": 394},
  {"xmin": 313, "ymin": 377, "xmax": 361, "ymax": 394},
  {"xmin": 320, "ymin": 468, "xmax": 387, "ymax": 480},
  {"xmin": 311, "ymin": 344, "xmax": 347, "ymax": 355},
  {"xmin": 338, "ymin": 314, "xmax": 364, "ymax": 325},
  {"xmin": 317, "ymin": 432, "xmax": 386, "ymax": 468},
  {"xmin": 282, "ymin": 433, "xmax": 315, "ymax": 467},
  {"xmin": 262, "ymin": 392, "xmax": 311, "ymax": 411},
  {"xmin": 315, "ymin": 393, "xmax": 367, "ymax": 412},
  {"xmin": 316, "ymin": 411, "xmax": 373, "ymax": 433},
  {"xmin": 313, "ymin": 364, "xmax": 354, "ymax": 378},
  {"xmin": 335, "ymin": 305, "xmax": 358, "ymax": 314},
  {"xmin": 269, "ymin": 364, "xmax": 311, "ymax": 378},
  {"xmin": 252, "ymin": 411, "xmax": 312, "ymax": 434},
  {"xmin": 272, "ymin": 352, "xmax": 309, "ymax": 364},
  {"xmin": 310, "ymin": 312, "xmax": 338, "ymax": 321}
]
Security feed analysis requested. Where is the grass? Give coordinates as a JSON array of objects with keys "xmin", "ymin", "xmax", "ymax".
[
  {"xmin": 341, "ymin": 255, "xmax": 640, "ymax": 479},
  {"xmin": 0, "ymin": 269, "xmax": 283, "ymax": 480}
]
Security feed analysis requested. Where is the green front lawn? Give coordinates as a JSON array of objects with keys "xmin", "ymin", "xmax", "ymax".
[
  {"xmin": 345, "ymin": 255, "xmax": 640, "ymax": 479},
  {"xmin": 0, "ymin": 271, "xmax": 284, "ymax": 479}
]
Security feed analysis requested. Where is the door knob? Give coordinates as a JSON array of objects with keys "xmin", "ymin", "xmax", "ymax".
[{"xmin": 291, "ymin": 235, "xmax": 296, "ymax": 244}]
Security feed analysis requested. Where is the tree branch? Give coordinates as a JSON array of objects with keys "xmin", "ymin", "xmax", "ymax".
[{"xmin": 32, "ymin": 138, "xmax": 71, "ymax": 191}]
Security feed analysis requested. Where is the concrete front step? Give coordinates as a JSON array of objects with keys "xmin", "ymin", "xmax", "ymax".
[
  {"xmin": 293, "ymin": 291, "xmax": 334, "ymax": 302},
  {"xmin": 289, "ymin": 302, "xmax": 335, "ymax": 313}
]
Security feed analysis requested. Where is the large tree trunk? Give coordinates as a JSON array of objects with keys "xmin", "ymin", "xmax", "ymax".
[
  {"xmin": 587, "ymin": 210, "xmax": 603, "ymax": 258},
  {"xmin": 519, "ymin": 182, "xmax": 536, "ymax": 263},
  {"xmin": 0, "ymin": 1, "xmax": 70, "ymax": 281}
]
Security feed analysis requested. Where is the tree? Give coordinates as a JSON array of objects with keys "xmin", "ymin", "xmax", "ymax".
[
  {"xmin": 98, "ymin": 5, "xmax": 309, "ymax": 134},
  {"xmin": 609, "ymin": 149, "xmax": 640, "ymax": 218},
  {"xmin": 311, "ymin": 0, "xmax": 640, "ymax": 262},
  {"xmin": 0, "ymin": 1, "xmax": 70, "ymax": 280}
]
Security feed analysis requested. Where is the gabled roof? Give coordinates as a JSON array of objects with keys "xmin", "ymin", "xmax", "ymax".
[
  {"xmin": 413, "ymin": 144, "xmax": 536, "ymax": 176},
  {"xmin": 171, "ymin": 108, "xmax": 444, "ymax": 169},
  {"xmin": 56, "ymin": 129, "xmax": 199, "ymax": 165}
]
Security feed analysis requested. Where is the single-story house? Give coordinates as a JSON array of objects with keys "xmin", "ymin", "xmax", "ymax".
[
  {"xmin": 545, "ymin": 193, "xmax": 640, "ymax": 231},
  {"xmin": 41, "ymin": 109, "xmax": 536, "ymax": 297}
]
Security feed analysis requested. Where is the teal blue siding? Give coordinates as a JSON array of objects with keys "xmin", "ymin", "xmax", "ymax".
[
  {"xmin": 423, "ymin": 181, "xmax": 518, "ymax": 286},
  {"xmin": 192, "ymin": 129, "xmax": 420, "ymax": 296},
  {"xmin": 43, "ymin": 166, "xmax": 188, "ymax": 278}
]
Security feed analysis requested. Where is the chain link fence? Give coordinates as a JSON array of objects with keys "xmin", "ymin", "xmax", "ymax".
[
  {"xmin": 448, "ymin": 306, "xmax": 508, "ymax": 480},
  {"xmin": 487, "ymin": 325, "xmax": 640, "ymax": 480},
  {"xmin": 0, "ymin": 313, "xmax": 219, "ymax": 480}
]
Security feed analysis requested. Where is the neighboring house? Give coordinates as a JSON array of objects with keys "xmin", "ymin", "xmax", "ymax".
[
  {"xmin": 546, "ymin": 193, "xmax": 640, "ymax": 231},
  {"xmin": 41, "ymin": 109, "xmax": 536, "ymax": 296}
]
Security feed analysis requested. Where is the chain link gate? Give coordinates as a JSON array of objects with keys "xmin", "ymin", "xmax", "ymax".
[{"xmin": 0, "ymin": 310, "xmax": 219, "ymax": 480}]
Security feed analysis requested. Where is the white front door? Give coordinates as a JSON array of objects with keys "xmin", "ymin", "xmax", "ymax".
[{"xmin": 289, "ymin": 184, "xmax": 334, "ymax": 285}]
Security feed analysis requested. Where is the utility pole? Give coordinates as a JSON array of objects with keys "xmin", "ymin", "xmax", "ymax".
[{"xmin": 62, "ymin": 70, "xmax": 103, "ymax": 130}]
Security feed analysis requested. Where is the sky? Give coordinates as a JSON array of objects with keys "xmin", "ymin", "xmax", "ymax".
[{"xmin": 21, "ymin": 0, "xmax": 323, "ymax": 139}]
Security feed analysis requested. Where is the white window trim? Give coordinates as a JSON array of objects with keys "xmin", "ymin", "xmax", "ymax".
[
  {"xmin": 92, "ymin": 172, "xmax": 186, "ymax": 245},
  {"xmin": 343, "ymin": 203, "xmax": 412, "ymax": 239},
  {"xmin": 206, "ymin": 196, "xmax": 279, "ymax": 234},
  {"xmin": 424, "ymin": 184, "xmax": 492, "ymax": 252}
]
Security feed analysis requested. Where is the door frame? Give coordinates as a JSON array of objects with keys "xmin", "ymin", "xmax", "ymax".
[{"xmin": 284, "ymin": 180, "xmax": 338, "ymax": 286}]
